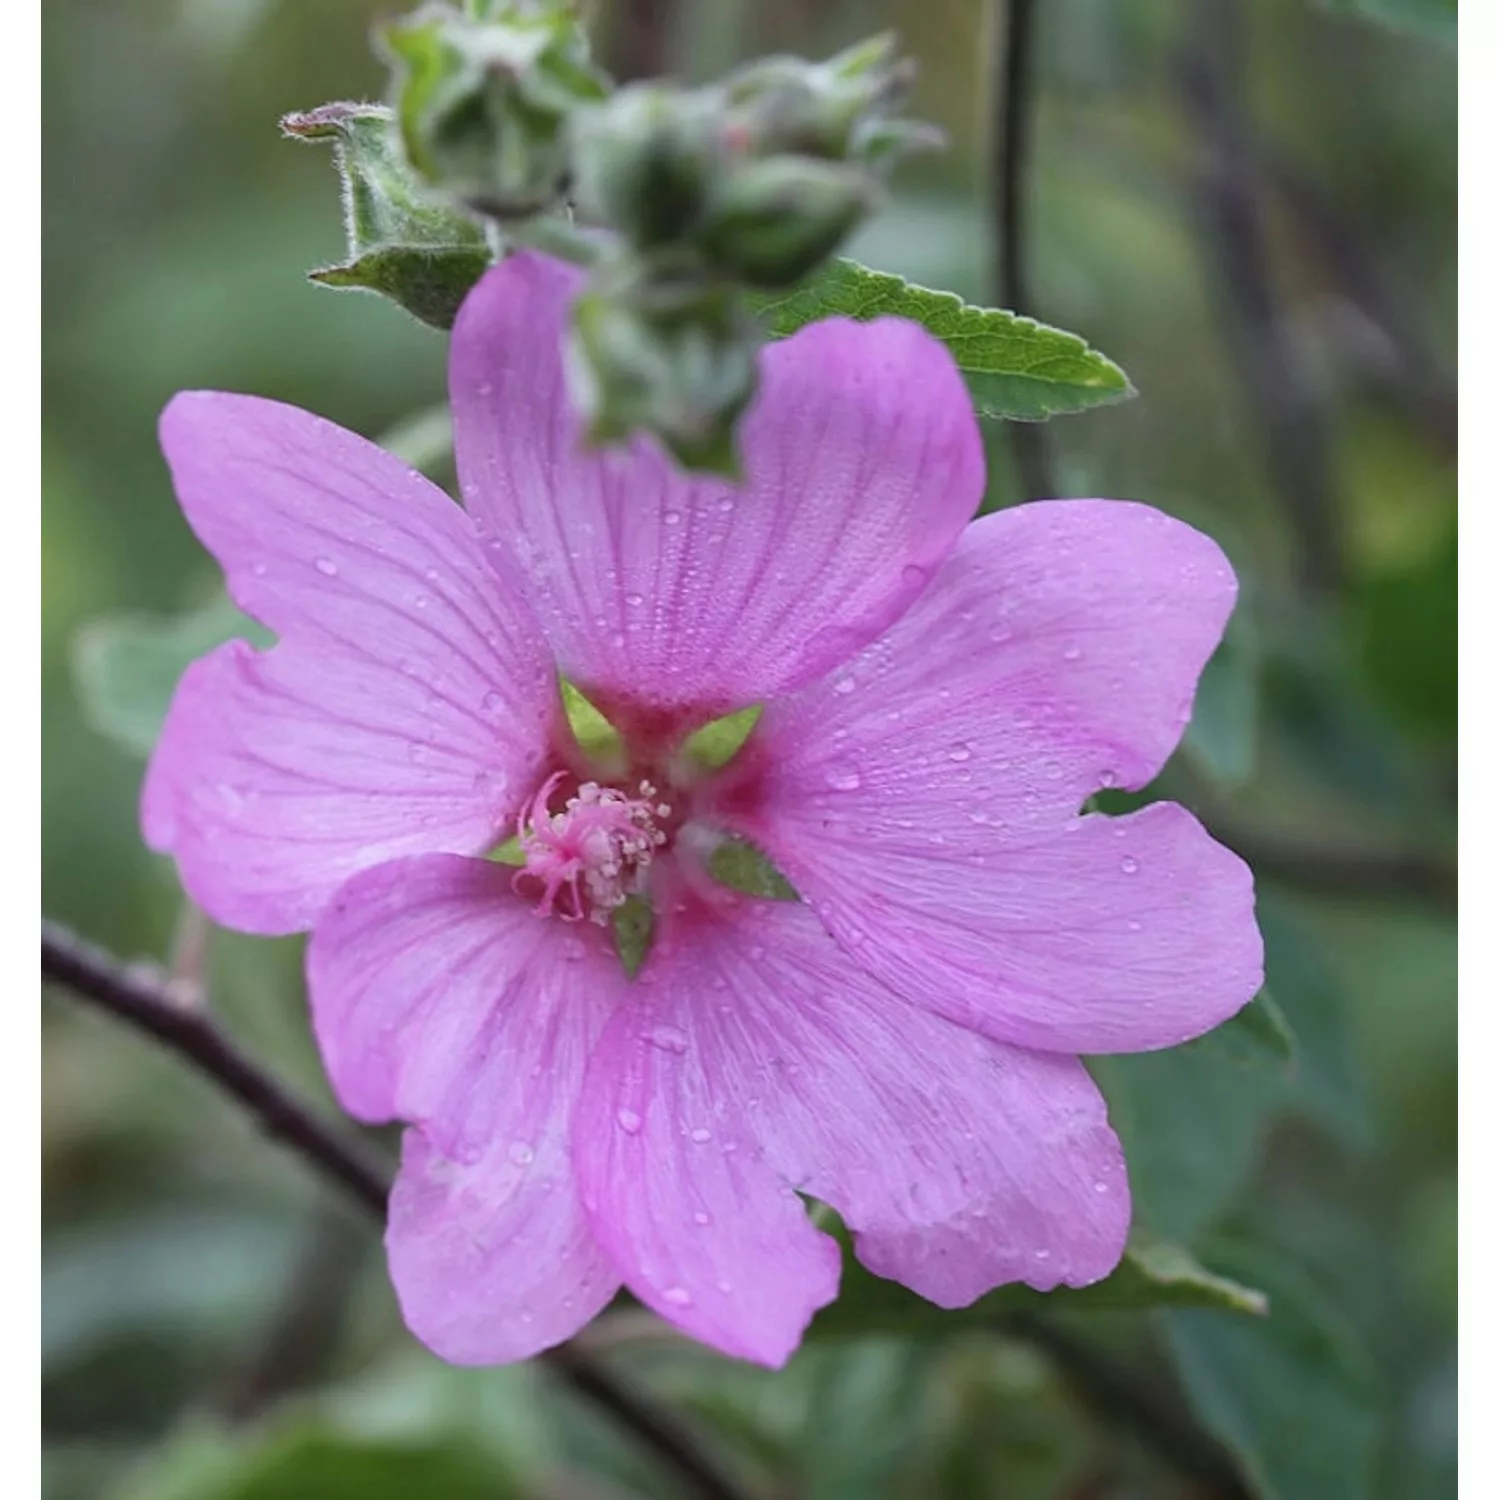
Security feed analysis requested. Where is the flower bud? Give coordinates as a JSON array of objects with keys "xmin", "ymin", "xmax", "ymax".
[
  {"xmin": 698, "ymin": 156, "xmax": 875, "ymax": 289},
  {"xmin": 380, "ymin": 1, "xmax": 607, "ymax": 220},
  {"xmin": 571, "ymin": 84, "xmax": 723, "ymax": 249},
  {"xmin": 566, "ymin": 262, "xmax": 758, "ymax": 477}
]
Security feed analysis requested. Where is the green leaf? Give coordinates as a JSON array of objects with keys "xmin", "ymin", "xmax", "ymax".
[
  {"xmin": 71, "ymin": 592, "xmax": 270, "ymax": 759},
  {"xmin": 1182, "ymin": 607, "xmax": 1261, "ymax": 787},
  {"xmin": 1164, "ymin": 1240, "xmax": 1379, "ymax": 1500},
  {"xmin": 1090, "ymin": 1020, "xmax": 1286, "ymax": 1243},
  {"xmin": 808, "ymin": 1233, "xmax": 1266, "ymax": 1339},
  {"xmin": 1318, "ymin": 0, "xmax": 1456, "ymax": 45},
  {"xmin": 1194, "ymin": 991, "xmax": 1297, "ymax": 1071},
  {"xmin": 111, "ymin": 1420, "xmax": 524, "ymax": 1500},
  {"xmin": 611, "ymin": 894, "xmax": 655, "ymax": 979},
  {"xmin": 752, "ymin": 259, "xmax": 1135, "ymax": 421}
]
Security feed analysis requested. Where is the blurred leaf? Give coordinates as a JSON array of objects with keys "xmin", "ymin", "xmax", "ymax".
[
  {"xmin": 44, "ymin": 1210, "xmax": 296, "ymax": 1370},
  {"xmin": 753, "ymin": 259, "xmax": 1135, "ymax": 421},
  {"xmin": 1182, "ymin": 608, "xmax": 1261, "ymax": 787},
  {"xmin": 1091, "ymin": 1024, "xmax": 1287, "ymax": 1243},
  {"xmin": 1318, "ymin": 0, "xmax": 1456, "ymax": 45},
  {"xmin": 1164, "ymin": 1240, "xmax": 1379, "ymax": 1500},
  {"xmin": 1194, "ymin": 992, "xmax": 1297, "ymax": 1071},
  {"xmin": 1353, "ymin": 526, "xmax": 1457, "ymax": 739},
  {"xmin": 808, "ymin": 1233, "xmax": 1266, "ymax": 1339},
  {"xmin": 1258, "ymin": 896, "xmax": 1373, "ymax": 1148},
  {"xmin": 112, "ymin": 1420, "xmax": 523, "ymax": 1500},
  {"xmin": 71, "ymin": 593, "xmax": 268, "ymax": 759}
]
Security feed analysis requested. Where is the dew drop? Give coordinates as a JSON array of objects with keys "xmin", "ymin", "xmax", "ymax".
[
  {"xmin": 689, "ymin": 1126, "xmax": 712, "ymax": 1144},
  {"xmin": 508, "ymin": 1141, "xmax": 535, "ymax": 1166},
  {"xmin": 1093, "ymin": 1180, "xmax": 1110, "ymax": 1194},
  {"xmin": 483, "ymin": 690, "xmax": 506, "ymax": 715},
  {"xmin": 693, "ymin": 1210, "xmax": 712, "ymax": 1226},
  {"xmin": 313, "ymin": 556, "xmax": 338, "ymax": 577},
  {"xmin": 825, "ymin": 763, "xmax": 862, "ymax": 791},
  {"xmin": 647, "ymin": 1024, "xmax": 689, "ymax": 1054},
  {"xmin": 616, "ymin": 1108, "xmax": 643, "ymax": 1134},
  {"xmin": 663, "ymin": 509, "xmax": 683, "ymax": 527},
  {"xmin": 1062, "ymin": 643, "xmax": 1082, "ymax": 662},
  {"xmin": 833, "ymin": 676, "xmax": 856, "ymax": 696},
  {"xmin": 662, "ymin": 1285, "xmax": 693, "ymax": 1306},
  {"xmin": 250, "ymin": 561, "xmax": 268, "ymax": 577},
  {"xmin": 624, "ymin": 592, "xmax": 644, "ymax": 607},
  {"xmin": 947, "ymin": 743, "xmax": 973, "ymax": 763},
  {"xmin": 1120, "ymin": 855, "xmax": 1140, "ymax": 875},
  {"xmin": 716, "ymin": 1278, "xmax": 734, "ymax": 1295},
  {"xmin": 901, "ymin": 563, "xmax": 928, "ymax": 590}
]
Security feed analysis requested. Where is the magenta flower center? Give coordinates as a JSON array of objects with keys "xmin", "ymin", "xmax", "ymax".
[{"xmin": 513, "ymin": 770, "xmax": 673, "ymax": 925}]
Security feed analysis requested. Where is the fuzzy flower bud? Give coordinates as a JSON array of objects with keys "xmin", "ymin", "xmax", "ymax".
[{"xmin": 380, "ymin": 0, "xmax": 608, "ymax": 220}]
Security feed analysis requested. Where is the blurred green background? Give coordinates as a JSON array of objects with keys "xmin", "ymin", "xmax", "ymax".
[{"xmin": 42, "ymin": 1, "xmax": 1456, "ymax": 1497}]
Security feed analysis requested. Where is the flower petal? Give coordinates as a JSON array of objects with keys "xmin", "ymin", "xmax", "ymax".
[
  {"xmin": 387, "ymin": 1127, "xmax": 620, "ymax": 1365},
  {"xmin": 722, "ymin": 500, "xmax": 1262, "ymax": 1053},
  {"xmin": 143, "ymin": 393, "xmax": 555, "ymax": 934},
  {"xmin": 572, "ymin": 951, "xmax": 843, "ymax": 1366},
  {"xmin": 575, "ymin": 895, "xmax": 1126, "ymax": 1339},
  {"xmin": 450, "ymin": 253, "xmax": 985, "ymax": 719},
  {"xmin": 307, "ymin": 854, "xmax": 622, "ymax": 1165}
]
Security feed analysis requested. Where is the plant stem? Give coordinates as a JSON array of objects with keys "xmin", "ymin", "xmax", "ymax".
[{"xmin": 988, "ymin": 0, "xmax": 1058, "ymax": 502}]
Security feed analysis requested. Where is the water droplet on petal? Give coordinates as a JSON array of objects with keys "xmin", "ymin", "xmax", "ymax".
[
  {"xmin": 616, "ymin": 1108, "xmax": 643, "ymax": 1134},
  {"xmin": 1120, "ymin": 855, "xmax": 1140, "ymax": 874},
  {"xmin": 825, "ymin": 762, "xmax": 862, "ymax": 791},
  {"xmin": 663, "ymin": 509, "xmax": 683, "ymax": 527},
  {"xmin": 832, "ymin": 676, "xmax": 856, "ymax": 696},
  {"xmin": 314, "ymin": 556, "xmax": 338, "ymax": 577},
  {"xmin": 947, "ymin": 743, "xmax": 972, "ymax": 763},
  {"xmin": 508, "ymin": 1141, "xmax": 535, "ymax": 1166},
  {"xmin": 647, "ymin": 1025, "xmax": 689, "ymax": 1054},
  {"xmin": 1062, "ymin": 643, "xmax": 1082, "ymax": 661},
  {"xmin": 689, "ymin": 1126, "xmax": 712, "ymax": 1144},
  {"xmin": 693, "ymin": 1210, "xmax": 712, "ymax": 1226},
  {"xmin": 662, "ymin": 1285, "xmax": 693, "ymax": 1306},
  {"xmin": 1093, "ymin": 1180, "xmax": 1110, "ymax": 1194}
]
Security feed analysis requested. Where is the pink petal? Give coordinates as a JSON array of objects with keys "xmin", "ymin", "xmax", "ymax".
[
  {"xmin": 307, "ymin": 854, "xmax": 620, "ymax": 1165},
  {"xmin": 572, "ymin": 959, "xmax": 842, "ymax": 1367},
  {"xmin": 574, "ymin": 896, "xmax": 1126, "ymax": 1344},
  {"xmin": 144, "ymin": 393, "xmax": 554, "ymax": 934},
  {"xmin": 450, "ymin": 254, "xmax": 984, "ymax": 719},
  {"xmin": 387, "ymin": 1127, "xmax": 620, "ymax": 1365},
  {"xmin": 724, "ymin": 501, "xmax": 1262, "ymax": 1053}
]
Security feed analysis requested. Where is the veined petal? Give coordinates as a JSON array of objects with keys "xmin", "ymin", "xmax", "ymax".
[
  {"xmin": 724, "ymin": 501, "xmax": 1262, "ymax": 1054},
  {"xmin": 388, "ymin": 1127, "xmax": 620, "ymax": 1365},
  {"xmin": 307, "ymin": 855, "xmax": 620, "ymax": 1165},
  {"xmin": 144, "ymin": 393, "xmax": 554, "ymax": 934},
  {"xmin": 450, "ymin": 254, "xmax": 985, "ymax": 722},
  {"xmin": 572, "ymin": 895, "xmax": 1127, "ymax": 1363}
]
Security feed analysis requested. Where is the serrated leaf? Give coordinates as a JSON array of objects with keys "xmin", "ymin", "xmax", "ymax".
[
  {"xmin": 71, "ymin": 592, "xmax": 270, "ymax": 759},
  {"xmin": 752, "ymin": 259, "xmax": 1135, "ymax": 421},
  {"xmin": 1318, "ymin": 0, "xmax": 1455, "ymax": 45},
  {"xmin": 1164, "ymin": 1240, "xmax": 1378, "ymax": 1500},
  {"xmin": 807, "ymin": 1233, "xmax": 1266, "ymax": 1340}
]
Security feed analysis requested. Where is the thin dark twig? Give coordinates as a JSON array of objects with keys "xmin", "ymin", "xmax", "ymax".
[
  {"xmin": 1002, "ymin": 1313, "xmax": 1253, "ymax": 1500},
  {"xmin": 41, "ymin": 919, "xmax": 752, "ymax": 1500},
  {"xmin": 1178, "ymin": 0, "xmax": 1343, "ymax": 597},
  {"xmin": 42, "ymin": 919, "xmax": 390, "ymax": 1216},
  {"xmin": 990, "ymin": 0, "xmax": 1058, "ymax": 502}
]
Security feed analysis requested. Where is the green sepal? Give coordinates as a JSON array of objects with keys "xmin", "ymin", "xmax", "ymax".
[
  {"xmin": 707, "ymin": 837, "xmax": 799, "ymax": 901},
  {"xmin": 611, "ymin": 895, "xmax": 655, "ymax": 979},
  {"xmin": 281, "ymin": 101, "xmax": 492, "ymax": 329}
]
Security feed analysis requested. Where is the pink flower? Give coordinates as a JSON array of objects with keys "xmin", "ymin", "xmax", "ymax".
[{"xmin": 143, "ymin": 253, "xmax": 1262, "ymax": 1368}]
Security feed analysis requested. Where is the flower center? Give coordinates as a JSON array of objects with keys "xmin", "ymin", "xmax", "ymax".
[{"xmin": 513, "ymin": 771, "xmax": 671, "ymax": 925}]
